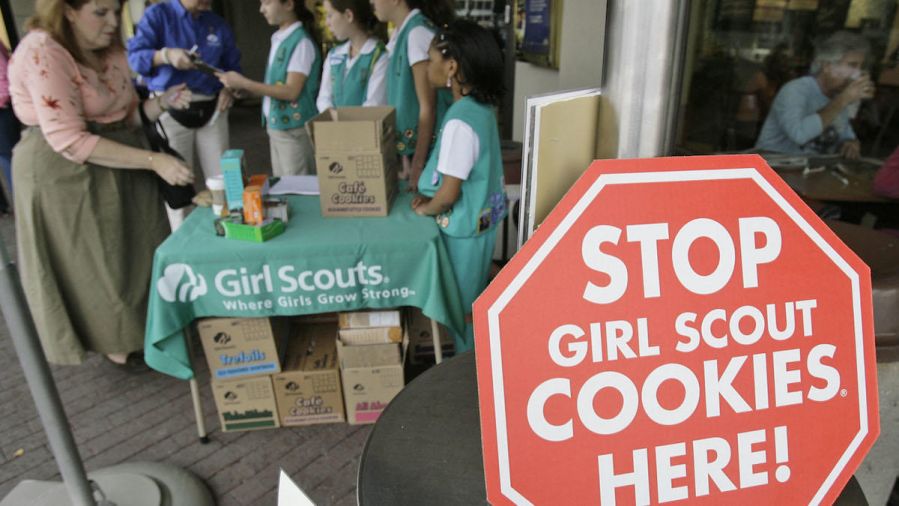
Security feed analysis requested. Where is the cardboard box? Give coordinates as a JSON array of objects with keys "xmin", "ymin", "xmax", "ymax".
[
  {"xmin": 308, "ymin": 107, "xmax": 399, "ymax": 217},
  {"xmin": 197, "ymin": 317, "xmax": 289, "ymax": 380},
  {"xmin": 272, "ymin": 324, "xmax": 345, "ymax": 426},
  {"xmin": 220, "ymin": 149, "xmax": 246, "ymax": 210},
  {"xmin": 338, "ymin": 310, "xmax": 402, "ymax": 329},
  {"xmin": 336, "ymin": 333, "xmax": 407, "ymax": 425},
  {"xmin": 338, "ymin": 326, "xmax": 403, "ymax": 345},
  {"xmin": 212, "ymin": 375, "xmax": 280, "ymax": 432}
]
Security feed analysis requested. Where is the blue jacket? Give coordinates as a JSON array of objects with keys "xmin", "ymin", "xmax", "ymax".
[{"xmin": 127, "ymin": 0, "xmax": 241, "ymax": 94}]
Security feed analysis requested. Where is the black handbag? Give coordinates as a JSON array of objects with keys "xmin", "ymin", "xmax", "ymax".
[{"xmin": 137, "ymin": 96, "xmax": 197, "ymax": 209}]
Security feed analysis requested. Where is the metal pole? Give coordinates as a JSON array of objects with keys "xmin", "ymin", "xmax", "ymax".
[{"xmin": 0, "ymin": 239, "xmax": 96, "ymax": 506}]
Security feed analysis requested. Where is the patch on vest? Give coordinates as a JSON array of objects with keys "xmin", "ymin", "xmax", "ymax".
[
  {"xmin": 436, "ymin": 212, "xmax": 451, "ymax": 229},
  {"xmin": 476, "ymin": 193, "xmax": 508, "ymax": 234}
]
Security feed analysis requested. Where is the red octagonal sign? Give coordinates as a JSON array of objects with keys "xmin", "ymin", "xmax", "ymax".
[{"xmin": 475, "ymin": 155, "xmax": 879, "ymax": 505}]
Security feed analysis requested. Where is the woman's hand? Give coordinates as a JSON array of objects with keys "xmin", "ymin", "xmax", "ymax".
[
  {"xmin": 161, "ymin": 83, "xmax": 191, "ymax": 111},
  {"xmin": 411, "ymin": 195, "xmax": 432, "ymax": 216},
  {"xmin": 192, "ymin": 190, "xmax": 213, "ymax": 207},
  {"xmin": 150, "ymin": 152, "xmax": 194, "ymax": 186}
]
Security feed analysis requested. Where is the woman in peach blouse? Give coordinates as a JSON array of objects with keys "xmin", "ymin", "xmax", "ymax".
[{"xmin": 9, "ymin": 0, "xmax": 193, "ymax": 367}]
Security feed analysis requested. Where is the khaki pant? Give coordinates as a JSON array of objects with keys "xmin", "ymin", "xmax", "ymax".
[
  {"xmin": 159, "ymin": 107, "xmax": 230, "ymax": 230},
  {"xmin": 267, "ymin": 126, "xmax": 316, "ymax": 176}
]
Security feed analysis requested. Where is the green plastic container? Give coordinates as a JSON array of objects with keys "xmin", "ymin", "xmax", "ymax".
[{"xmin": 222, "ymin": 219, "xmax": 286, "ymax": 242}]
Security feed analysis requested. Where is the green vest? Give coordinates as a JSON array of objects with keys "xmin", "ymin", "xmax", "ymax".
[
  {"xmin": 329, "ymin": 40, "xmax": 385, "ymax": 107},
  {"xmin": 263, "ymin": 25, "xmax": 321, "ymax": 130},
  {"xmin": 387, "ymin": 12, "xmax": 452, "ymax": 156},
  {"xmin": 418, "ymin": 96, "xmax": 507, "ymax": 238}
]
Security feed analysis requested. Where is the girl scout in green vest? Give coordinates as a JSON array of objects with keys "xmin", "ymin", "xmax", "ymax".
[
  {"xmin": 371, "ymin": 0, "xmax": 455, "ymax": 191},
  {"xmin": 412, "ymin": 20, "xmax": 508, "ymax": 353},
  {"xmin": 217, "ymin": 0, "xmax": 321, "ymax": 176},
  {"xmin": 317, "ymin": 0, "xmax": 388, "ymax": 111}
]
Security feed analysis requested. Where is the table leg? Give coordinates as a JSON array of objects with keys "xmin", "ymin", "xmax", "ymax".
[
  {"xmin": 189, "ymin": 378, "xmax": 209, "ymax": 444},
  {"xmin": 431, "ymin": 319, "xmax": 443, "ymax": 365},
  {"xmin": 185, "ymin": 326, "xmax": 209, "ymax": 444}
]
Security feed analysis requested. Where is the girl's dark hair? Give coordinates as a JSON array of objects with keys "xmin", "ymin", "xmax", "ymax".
[
  {"xmin": 288, "ymin": 0, "xmax": 322, "ymax": 46},
  {"xmin": 433, "ymin": 20, "xmax": 505, "ymax": 106},
  {"xmin": 406, "ymin": 0, "xmax": 455, "ymax": 27},
  {"xmin": 327, "ymin": 0, "xmax": 387, "ymax": 42}
]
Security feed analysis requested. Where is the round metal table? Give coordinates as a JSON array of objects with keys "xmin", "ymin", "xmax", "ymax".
[
  {"xmin": 357, "ymin": 352, "xmax": 487, "ymax": 505},
  {"xmin": 357, "ymin": 352, "xmax": 868, "ymax": 505}
]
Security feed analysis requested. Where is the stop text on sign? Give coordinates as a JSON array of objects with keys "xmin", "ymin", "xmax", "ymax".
[{"xmin": 582, "ymin": 216, "xmax": 780, "ymax": 303}]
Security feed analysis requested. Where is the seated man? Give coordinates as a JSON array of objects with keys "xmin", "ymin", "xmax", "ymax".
[{"xmin": 755, "ymin": 31, "xmax": 875, "ymax": 159}]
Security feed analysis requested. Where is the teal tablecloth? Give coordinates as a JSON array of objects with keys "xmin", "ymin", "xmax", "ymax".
[{"xmin": 144, "ymin": 191, "xmax": 464, "ymax": 380}]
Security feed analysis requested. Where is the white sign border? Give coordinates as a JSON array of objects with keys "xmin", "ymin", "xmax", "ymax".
[{"xmin": 486, "ymin": 168, "xmax": 869, "ymax": 506}]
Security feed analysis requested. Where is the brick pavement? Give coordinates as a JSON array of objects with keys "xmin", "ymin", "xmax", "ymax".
[{"xmin": 0, "ymin": 105, "xmax": 375, "ymax": 505}]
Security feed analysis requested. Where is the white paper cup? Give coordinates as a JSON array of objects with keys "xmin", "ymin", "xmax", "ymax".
[{"xmin": 207, "ymin": 176, "xmax": 225, "ymax": 215}]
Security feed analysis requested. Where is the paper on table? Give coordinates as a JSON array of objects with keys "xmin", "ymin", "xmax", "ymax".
[
  {"xmin": 269, "ymin": 175, "xmax": 320, "ymax": 195},
  {"xmin": 278, "ymin": 469, "xmax": 316, "ymax": 506}
]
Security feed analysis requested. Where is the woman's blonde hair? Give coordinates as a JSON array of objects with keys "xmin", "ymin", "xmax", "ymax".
[{"xmin": 27, "ymin": 0, "xmax": 123, "ymax": 65}]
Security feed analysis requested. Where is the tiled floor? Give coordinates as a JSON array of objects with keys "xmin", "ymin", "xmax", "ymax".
[{"xmin": 0, "ymin": 104, "xmax": 372, "ymax": 505}]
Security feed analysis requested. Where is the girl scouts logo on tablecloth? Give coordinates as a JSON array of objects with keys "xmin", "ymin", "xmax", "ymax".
[{"xmin": 157, "ymin": 263, "xmax": 208, "ymax": 303}]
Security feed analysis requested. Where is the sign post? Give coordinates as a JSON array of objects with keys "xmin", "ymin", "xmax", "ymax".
[{"xmin": 475, "ymin": 155, "xmax": 879, "ymax": 505}]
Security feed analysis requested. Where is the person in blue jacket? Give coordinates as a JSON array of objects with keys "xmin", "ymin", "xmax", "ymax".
[
  {"xmin": 127, "ymin": 0, "xmax": 241, "ymax": 228},
  {"xmin": 412, "ymin": 20, "xmax": 507, "ymax": 353}
]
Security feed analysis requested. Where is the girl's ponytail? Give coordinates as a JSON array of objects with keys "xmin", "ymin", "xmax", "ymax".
[
  {"xmin": 292, "ymin": 1, "xmax": 322, "ymax": 47},
  {"xmin": 406, "ymin": 0, "xmax": 455, "ymax": 27},
  {"xmin": 433, "ymin": 20, "xmax": 505, "ymax": 106}
]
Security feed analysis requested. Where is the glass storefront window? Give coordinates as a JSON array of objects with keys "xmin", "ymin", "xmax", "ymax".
[{"xmin": 676, "ymin": 0, "xmax": 899, "ymax": 159}]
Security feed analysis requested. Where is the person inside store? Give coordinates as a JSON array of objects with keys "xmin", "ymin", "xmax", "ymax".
[
  {"xmin": 8, "ymin": 0, "xmax": 194, "ymax": 368},
  {"xmin": 371, "ymin": 0, "xmax": 455, "ymax": 192},
  {"xmin": 216, "ymin": 0, "xmax": 321, "ymax": 176},
  {"xmin": 127, "ymin": 0, "xmax": 241, "ymax": 228},
  {"xmin": 755, "ymin": 31, "xmax": 874, "ymax": 159},
  {"xmin": 412, "ymin": 20, "xmax": 507, "ymax": 353},
  {"xmin": 316, "ymin": 0, "xmax": 388, "ymax": 111}
]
